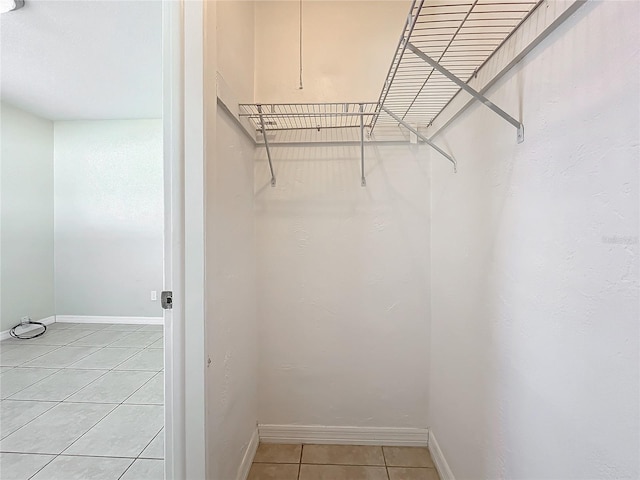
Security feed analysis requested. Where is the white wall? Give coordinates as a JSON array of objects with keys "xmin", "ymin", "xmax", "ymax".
[
  {"xmin": 205, "ymin": 2, "xmax": 259, "ymax": 479},
  {"xmin": 0, "ymin": 102, "xmax": 54, "ymax": 331},
  {"xmin": 254, "ymin": 0, "xmax": 430, "ymax": 431},
  {"xmin": 54, "ymin": 120, "xmax": 163, "ymax": 317},
  {"xmin": 255, "ymin": 0, "xmax": 409, "ymax": 102},
  {"xmin": 429, "ymin": 2, "xmax": 639, "ymax": 478},
  {"xmin": 217, "ymin": 0, "xmax": 255, "ymax": 104},
  {"xmin": 207, "ymin": 106, "xmax": 259, "ymax": 479},
  {"xmin": 256, "ymin": 144, "xmax": 430, "ymax": 429}
]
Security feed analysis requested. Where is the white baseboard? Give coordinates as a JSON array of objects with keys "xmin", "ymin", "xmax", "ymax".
[
  {"xmin": 0, "ymin": 316, "xmax": 56, "ymax": 341},
  {"xmin": 258, "ymin": 424, "xmax": 428, "ymax": 447},
  {"xmin": 237, "ymin": 428, "xmax": 259, "ymax": 480},
  {"xmin": 428, "ymin": 430, "xmax": 455, "ymax": 480},
  {"xmin": 56, "ymin": 315, "xmax": 163, "ymax": 325}
]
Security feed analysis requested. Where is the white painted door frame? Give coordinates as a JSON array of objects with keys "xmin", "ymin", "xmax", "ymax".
[{"xmin": 162, "ymin": 0, "xmax": 207, "ymax": 478}]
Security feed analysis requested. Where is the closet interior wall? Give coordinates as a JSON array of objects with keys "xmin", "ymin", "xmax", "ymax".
[
  {"xmin": 207, "ymin": 2, "xmax": 259, "ymax": 479},
  {"xmin": 254, "ymin": 0, "xmax": 431, "ymax": 432},
  {"xmin": 207, "ymin": 1, "xmax": 638, "ymax": 478},
  {"xmin": 429, "ymin": 2, "xmax": 639, "ymax": 478}
]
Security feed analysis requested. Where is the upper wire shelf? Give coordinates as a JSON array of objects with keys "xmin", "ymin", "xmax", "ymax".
[
  {"xmin": 239, "ymin": 103, "xmax": 379, "ymax": 132},
  {"xmin": 372, "ymin": 0, "xmax": 541, "ymax": 131},
  {"xmin": 242, "ymin": 0, "xmax": 544, "ymax": 187}
]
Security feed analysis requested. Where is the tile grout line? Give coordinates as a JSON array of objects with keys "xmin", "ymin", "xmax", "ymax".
[
  {"xmin": 23, "ymin": 403, "xmax": 118, "ymax": 480},
  {"xmin": 1, "ymin": 324, "xmax": 164, "ymax": 478},
  {"xmin": 383, "ymin": 445, "xmax": 390, "ymax": 480},
  {"xmin": 116, "ymin": 457, "xmax": 138, "ymax": 480},
  {"xmin": 57, "ymin": 328, "xmax": 163, "ymax": 459},
  {"xmin": 5, "ymin": 326, "xmax": 158, "ymax": 403},
  {"xmin": 0, "ymin": 333, "xmax": 92, "ymax": 435},
  {"xmin": 1, "ymin": 367, "xmax": 64, "ymax": 401},
  {"xmin": 67, "ymin": 327, "xmax": 164, "ymax": 462},
  {"xmin": 135, "ymin": 425, "xmax": 164, "ymax": 461}
]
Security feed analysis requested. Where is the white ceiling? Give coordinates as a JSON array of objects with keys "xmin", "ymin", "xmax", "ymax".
[{"xmin": 0, "ymin": 0, "xmax": 162, "ymax": 120}]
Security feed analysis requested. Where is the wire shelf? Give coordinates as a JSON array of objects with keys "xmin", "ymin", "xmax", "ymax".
[
  {"xmin": 239, "ymin": 103, "xmax": 379, "ymax": 132},
  {"xmin": 242, "ymin": 0, "xmax": 544, "ymax": 185},
  {"xmin": 372, "ymin": 0, "xmax": 542, "ymax": 130}
]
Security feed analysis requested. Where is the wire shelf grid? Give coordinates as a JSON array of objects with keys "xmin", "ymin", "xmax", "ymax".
[{"xmin": 372, "ymin": 0, "xmax": 542, "ymax": 130}]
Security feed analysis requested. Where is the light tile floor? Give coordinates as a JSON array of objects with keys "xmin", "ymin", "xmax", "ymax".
[
  {"xmin": 0, "ymin": 323, "xmax": 164, "ymax": 480},
  {"xmin": 249, "ymin": 444, "xmax": 441, "ymax": 480}
]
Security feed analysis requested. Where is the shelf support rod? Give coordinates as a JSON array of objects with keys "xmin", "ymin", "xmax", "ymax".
[
  {"xmin": 257, "ymin": 104, "xmax": 276, "ymax": 187},
  {"xmin": 359, "ymin": 104, "xmax": 366, "ymax": 187},
  {"xmin": 382, "ymin": 107, "xmax": 457, "ymax": 172},
  {"xmin": 406, "ymin": 42, "xmax": 524, "ymax": 143}
]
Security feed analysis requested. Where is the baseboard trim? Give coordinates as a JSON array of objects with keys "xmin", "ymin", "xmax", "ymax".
[
  {"xmin": 428, "ymin": 430, "xmax": 455, "ymax": 480},
  {"xmin": 56, "ymin": 315, "xmax": 163, "ymax": 325},
  {"xmin": 258, "ymin": 424, "xmax": 428, "ymax": 447},
  {"xmin": 0, "ymin": 316, "xmax": 57, "ymax": 341},
  {"xmin": 237, "ymin": 428, "xmax": 259, "ymax": 480}
]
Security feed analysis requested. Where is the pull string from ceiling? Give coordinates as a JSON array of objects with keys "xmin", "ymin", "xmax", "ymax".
[{"xmin": 299, "ymin": 0, "xmax": 304, "ymax": 89}]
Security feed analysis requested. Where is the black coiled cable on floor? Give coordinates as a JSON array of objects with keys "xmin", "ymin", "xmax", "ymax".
[{"xmin": 10, "ymin": 320, "xmax": 47, "ymax": 340}]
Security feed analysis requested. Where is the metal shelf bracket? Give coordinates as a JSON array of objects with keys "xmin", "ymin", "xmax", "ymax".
[
  {"xmin": 257, "ymin": 104, "xmax": 276, "ymax": 187},
  {"xmin": 406, "ymin": 43, "xmax": 525, "ymax": 144},
  {"xmin": 359, "ymin": 103, "xmax": 366, "ymax": 187},
  {"xmin": 382, "ymin": 107, "xmax": 457, "ymax": 173}
]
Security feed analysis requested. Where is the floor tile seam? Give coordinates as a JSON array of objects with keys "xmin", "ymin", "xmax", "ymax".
[
  {"xmin": 56, "ymin": 402, "xmax": 119, "ymax": 456},
  {"xmin": 0, "ymin": 399, "xmax": 62, "ymax": 442},
  {"xmin": 49, "ymin": 368, "xmax": 112, "ymax": 403},
  {"xmin": 383, "ymin": 446, "xmax": 390, "ymax": 480},
  {"xmin": 58, "ymin": 399, "xmax": 161, "ymax": 406},
  {"xmin": 67, "ymin": 330, "xmax": 140, "ymax": 350},
  {"xmin": 65, "ymin": 390, "xmax": 163, "ymax": 460},
  {"xmin": 2, "ymin": 367, "xmax": 64, "ymax": 400},
  {"xmin": 117, "ymin": 457, "xmax": 138, "ymax": 480},
  {"xmin": 134, "ymin": 425, "xmax": 165, "ymax": 461},
  {"xmin": 62, "ymin": 377, "xmax": 164, "ymax": 460},
  {"xmin": 9, "ymin": 339, "xmax": 135, "ymax": 401},
  {"xmin": 34, "ymin": 452, "xmax": 140, "ymax": 459},
  {"xmin": 66, "ymin": 342, "xmax": 145, "ymax": 371},
  {"xmin": 57, "ymin": 348, "xmax": 154, "ymax": 403},
  {"xmin": 4, "ymin": 343, "xmax": 66, "ymax": 368},
  {"xmin": 23, "ymin": 453, "xmax": 138, "ymax": 480},
  {"xmin": 26, "ymin": 327, "xmax": 97, "ymax": 347},
  {"xmin": 119, "ymin": 370, "xmax": 162, "ymax": 405},
  {"xmin": 298, "ymin": 462, "xmax": 389, "ymax": 467},
  {"xmin": 25, "ymin": 451, "xmax": 59, "ymax": 480},
  {"xmin": 63, "ymin": 329, "xmax": 98, "ymax": 344},
  {"xmin": 108, "ymin": 345, "xmax": 162, "ymax": 372},
  {"xmin": 142, "ymin": 338, "xmax": 164, "ymax": 350},
  {"xmin": 22, "ymin": 343, "xmax": 102, "ymax": 369},
  {"xmin": 99, "ymin": 329, "xmax": 150, "ymax": 348},
  {"xmin": 98, "ymin": 344, "xmax": 161, "ymax": 404},
  {"xmin": 2, "ymin": 331, "xmax": 163, "ymax": 465},
  {"xmin": 386, "ymin": 465, "xmax": 437, "ymax": 470}
]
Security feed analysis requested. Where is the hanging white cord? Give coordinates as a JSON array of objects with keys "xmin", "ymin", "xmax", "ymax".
[{"xmin": 299, "ymin": 0, "xmax": 303, "ymax": 89}]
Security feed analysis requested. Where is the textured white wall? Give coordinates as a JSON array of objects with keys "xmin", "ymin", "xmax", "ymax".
[
  {"xmin": 54, "ymin": 120, "xmax": 163, "ymax": 317},
  {"xmin": 207, "ymin": 107, "xmax": 259, "ymax": 480},
  {"xmin": 217, "ymin": 0, "xmax": 255, "ymax": 103},
  {"xmin": 205, "ymin": 2, "xmax": 259, "ymax": 479},
  {"xmin": 255, "ymin": 0, "xmax": 409, "ymax": 102},
  {"xmin": 256, "ymin": 144, "xmax": 430, "ymax": 428},
  {"xmin": 429, "ymin": 1, "xmax": 639, "ymax": 478},
  {"xmin": 0, "ymin": 103, "xmax": 54, "ymax": 331},
  {"xmin": 254, "ymin": 0, "xmax": 430, "ymax": 430}
]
